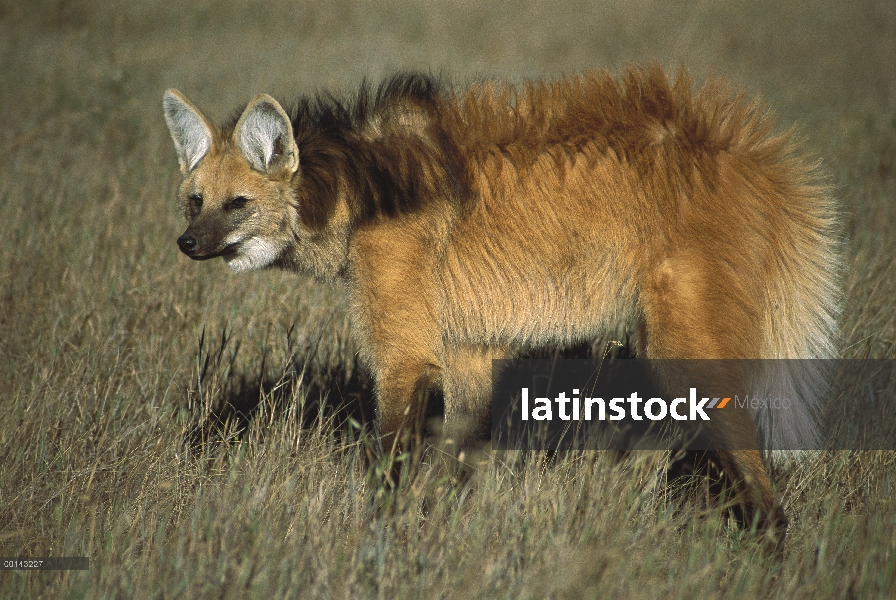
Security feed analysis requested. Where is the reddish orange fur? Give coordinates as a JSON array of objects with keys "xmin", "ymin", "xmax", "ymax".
[{"xmin": 165, "ymin": 66, "xmax": 841, "ymax": 548}]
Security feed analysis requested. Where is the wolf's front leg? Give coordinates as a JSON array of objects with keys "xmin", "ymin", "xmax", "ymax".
[
  {"xmin": 440, "ymin": 345, "xmax": 508, "ymax": 452},
  {"xmin": 348, "ymin": 222, "xmax": 444, "ymax": 461},
  {"xmin": 374, "ymin": 358, "xmax": 442, "ymax": 456}
]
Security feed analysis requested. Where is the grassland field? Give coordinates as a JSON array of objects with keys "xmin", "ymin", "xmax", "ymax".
[{"xmin": 0, "ymin": 1, "xmax": 895, "ymax": 597}]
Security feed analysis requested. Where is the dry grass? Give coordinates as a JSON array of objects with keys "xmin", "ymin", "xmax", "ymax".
[{"xmin": 1, "ymin": 0, "xmax": 895, "ymax": 597}]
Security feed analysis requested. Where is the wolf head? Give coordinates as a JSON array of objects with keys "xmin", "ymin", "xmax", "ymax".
[{"xmin": 163, "ymin": 89, "xmax": 302, "ymax": 272}]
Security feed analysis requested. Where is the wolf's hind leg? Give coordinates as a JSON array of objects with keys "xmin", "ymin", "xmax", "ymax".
[{"xmin": 641, "ymin": 254, "xmax": 787, "ymax": 551}]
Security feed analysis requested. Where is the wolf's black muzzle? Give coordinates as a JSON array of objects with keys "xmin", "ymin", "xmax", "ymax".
[{"xmin": 177, "ymin": 235, "xmax": 197, "ymax": 255}]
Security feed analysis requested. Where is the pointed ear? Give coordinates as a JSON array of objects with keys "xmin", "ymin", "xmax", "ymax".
[
  {"xmin": 233, "ymin": 94, "xmax": 299, "ymax": 175},
  {"xmin": 163, "ymin": 89, "xmax": 215, "ymax": 174}
]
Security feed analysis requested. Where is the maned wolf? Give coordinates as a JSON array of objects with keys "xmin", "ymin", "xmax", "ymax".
[{"xmin": 163, "ymin": 66, "xmax": 839, "ymax": 544}]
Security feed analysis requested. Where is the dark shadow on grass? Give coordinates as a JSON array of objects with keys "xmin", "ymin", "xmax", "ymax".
[
  {"xmin": 180, "ymin": 322, "xmax": 450, "ymax": 459},
  {"xmin": 182, "ymin": 323, "xmax": 378, "ymax": 453}
]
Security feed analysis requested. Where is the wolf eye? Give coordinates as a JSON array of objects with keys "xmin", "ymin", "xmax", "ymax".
[
  {"xmin": 188, "ymin": 193, "xmax": 203, "ymax": 210},
  {"xmin": 226, "ymin": 196, "xmax": 250, "ymax": 211}
]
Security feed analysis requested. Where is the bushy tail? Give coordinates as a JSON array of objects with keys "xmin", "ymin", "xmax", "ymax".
[{"xmin": 755, "ymin": 168, "xmax": 841, "ymax": 458}]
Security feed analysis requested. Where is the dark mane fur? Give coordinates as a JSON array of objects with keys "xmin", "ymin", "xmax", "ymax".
[{"xmin": 286, "ymin": 72, "xmax": 471, "ymax": 229}]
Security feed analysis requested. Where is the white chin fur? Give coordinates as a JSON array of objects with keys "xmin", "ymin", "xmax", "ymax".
[{"xmin": 222, "ymin": 237, "xmax": 281, "ymax": 272}]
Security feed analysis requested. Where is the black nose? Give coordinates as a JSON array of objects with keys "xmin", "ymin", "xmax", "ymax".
[{"xmin": 177, "ymin": 235, "xmax": 197, "ymax": 255}]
